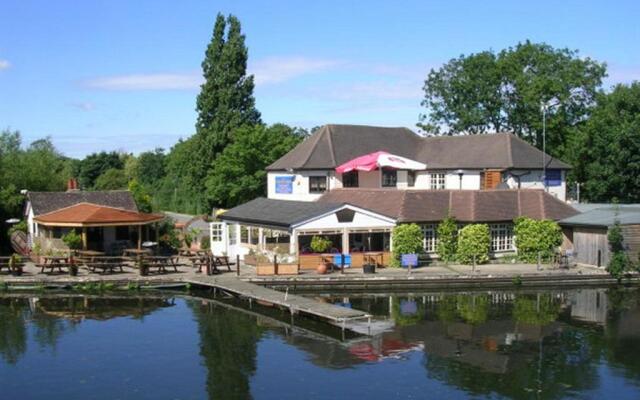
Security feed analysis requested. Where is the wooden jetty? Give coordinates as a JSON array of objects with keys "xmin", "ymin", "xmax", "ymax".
[{"xmin": 185, "ymin": 275, "xmax": 371, "ymax": 330}]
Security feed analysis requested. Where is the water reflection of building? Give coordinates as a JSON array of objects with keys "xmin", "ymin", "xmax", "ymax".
[
  {"xmin": 34, "ymin": 296, "xmax": 176, "ymax": 321},
  {"xmin": 569, "ymin": 289, "xmax": 608, "ymax": 325}
]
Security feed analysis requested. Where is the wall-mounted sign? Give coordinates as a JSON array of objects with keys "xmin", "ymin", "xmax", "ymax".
[
  {"xmin": 545, "ymin": 169, "xmax": 561, "ymax": 187},
  {"xmin": 275, "ymin": 176, "xmax": 294, "ymax": 194}
]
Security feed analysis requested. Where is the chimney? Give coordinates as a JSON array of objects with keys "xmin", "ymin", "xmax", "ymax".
[{"xmin": 67, "ymin": 178, "xmax": 79, "ymax": 192}]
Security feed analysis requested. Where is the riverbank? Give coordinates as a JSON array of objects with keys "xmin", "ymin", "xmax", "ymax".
[{"xmin": 0, "ymin": 261, "xmax": 635, "ymax": 291}]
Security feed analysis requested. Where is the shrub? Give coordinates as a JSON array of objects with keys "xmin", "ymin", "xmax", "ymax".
[
  {"xmin": 456, "ymin": 224, "xmax": 490, "ymax": 264},
  {"xmin": 607, "ymin": 220, "xmax": 630, "ymax": 281},
  {"xmin": 62, "ymin": 230, "xmax": 83, "ymax": 250},
  {"xmin": 437, "ymin": 215, "xmax": 457, "ymax": 262},
  {"xmin": 200, "ymin": 235, "xmax": 211, "ymax": 250},
  {"xmin": 7, "ymin": 220, "xmax": 27, "ymax": 237},
  {"xmin": 310, "ymin": 236, "xmax": 332, "ymax": 253},
  {"xmin": 391, "ymin": 223, "xmax": 424, "ymax": 267},
  {"xmin": 513, "ymin": 217, "xmax": 562, "ymax": 263}
]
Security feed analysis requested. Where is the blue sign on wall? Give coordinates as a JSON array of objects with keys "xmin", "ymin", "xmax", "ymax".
[
  {"xmin": 275, "ymin": 176, "xmax": 294, "ymax": 194},
  {"xmin": 401, "ymin": 253, "xmax": 418, "ymax": 268},
  {"xmin": 545, "ymin": 169, "xmax": 562, "ymax": 187}
]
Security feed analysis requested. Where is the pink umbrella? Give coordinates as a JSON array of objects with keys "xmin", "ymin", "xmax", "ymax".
[{"xmin": 335, "ymin": 151, "xmax": 426, "ymax": 174}]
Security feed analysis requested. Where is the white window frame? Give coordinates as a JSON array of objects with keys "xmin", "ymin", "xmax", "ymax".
[
  {"xmin": 430, "ymin": 173, "xmax": 446, "ymax": 190},
  {"xmin": 421, "ymin": 224, "xmax": 437, "ymax": 253},
  {"xmin": 490, "ymin": 223, "xmax": 514, "ymax": 252},
  {"xmin": 228, "ymin": 224, "xmax": 237, "ymax": 245},
  {"xmin": 211, "ymin": 223, "xmax": 223, "ymax": 242}
]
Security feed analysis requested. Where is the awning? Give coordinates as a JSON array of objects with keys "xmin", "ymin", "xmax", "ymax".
[{"xmin": 335, "ymin": 151, "xmax": 426, "ymax": 174}]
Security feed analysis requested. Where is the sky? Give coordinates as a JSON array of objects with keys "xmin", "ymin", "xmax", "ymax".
[{"xmin": 0, "ymin": 0, "xmax": 639, "ymax": 158}]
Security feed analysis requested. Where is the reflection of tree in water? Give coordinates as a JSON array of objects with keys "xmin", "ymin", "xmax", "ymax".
[
  {"xmin": 189, "ymin": 301, "xmax": 264, "ymax": 400},
  {"xmin": 433, "ymin": 294, "xmax": 492, "ymax": 325},
  {"xmin": 422, "ymin": 291, "xmax": 603, "ymax": 399},
  {"xmin": 0, "ymin": 295, "xmax": 175, "ymax": 365},
  {"xmin": 513, "ymin": 294, "xmax": 560, "ymax": 326},
  {"xmin": 0, "ymin": 299, "xmax": 28, "ymax": 364}
]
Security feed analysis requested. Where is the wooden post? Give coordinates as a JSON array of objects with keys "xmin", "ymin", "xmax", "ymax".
[
  {"xmin": 274, "ymin": 255, "xmax": 278, "ymax": 275},
  {"xmin": 236, "ymin": 254, "xmax": 240, "ymax": 276},
  {"xmin": 341, "ymin": 253, "xmax": 344, "ymax": 274},
  {"xmin": 137, "ymin": 225, "xmax": 142, "ymax": 250},
  {"xmin": 154, "ymin": 223, "xmax": 159, "ymax": 242},
  {"xmin": 81, "ymin": 227, "xmax": 88, "ymax": 250}
]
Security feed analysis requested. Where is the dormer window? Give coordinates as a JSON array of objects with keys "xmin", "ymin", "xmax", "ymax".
[
  {"xmin": 342, "ymin": 171, "xmax": 359, "ymax": 188},
  {"xmin": 309, "ymin": 176, "xmax": 328, "ymax": 193},
  {"xmin": 381, "ymin": 168, "xmax": 397, "ymax": 187}
]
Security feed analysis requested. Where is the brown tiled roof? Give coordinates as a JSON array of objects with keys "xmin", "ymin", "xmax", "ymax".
[
  {"xmin": 267, "ymin": 124, "xmax": 570, "ymax": 171},
  {"xmin": 318, "ymin": 189, "xmax": 578, "ymax": 222},
  {"xmin": 34, "ymin": 203, "xmax": 164, "ymax": 226},
  {"xmin": 27, "ymin": 190, "xmax": 138, "ymax": 216}
]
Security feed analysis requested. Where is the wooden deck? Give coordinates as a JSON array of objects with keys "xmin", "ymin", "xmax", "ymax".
[{"xmin": 186, "ymin": 275, "xmax": 370, "ymax": 326}]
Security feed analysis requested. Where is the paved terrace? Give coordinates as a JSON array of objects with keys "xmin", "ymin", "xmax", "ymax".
[{"xmin": 0, "ymin": 260, "xmax": 619, "ymax": 289}]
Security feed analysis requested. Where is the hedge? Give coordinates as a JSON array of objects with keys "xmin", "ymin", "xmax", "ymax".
[
  {"xmin": 513, "ymin": 217, "xmax": 562, "ymax": 263},
  {"xmin": 456, "ymin": 224, "xmax": 490, "ymax": 264},
  {"xmin": 391, "ymin": 223, "xmax": 424, "ymax": 267},
  {"xmin": 436, "ymin": 215, "xmax": 457, "ymax": 262}
]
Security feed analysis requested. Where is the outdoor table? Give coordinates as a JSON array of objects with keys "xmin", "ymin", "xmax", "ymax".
[
  {"xmin": 123, "ymin": 248, "xmax": 152, "ymax": 257},
  {"xmin": 38, "ymin": 255, "xmax": 70, "ymax": 274},
  {"xmin": 212, "ymin": 255, "xmax": 235, "ymax": 273},
  {"xmin": 187, "ymin": 253, "xmax": 211, "ymax": 273},
  {"xmin": 143, "ymin": 256, "xmax": 180, "ymax": 274},
  {"xmin": 76, "ymin": 250, "xmax": 105, "ymax": 257},
  {"xmin": 81, "ymin": 256, "xmax": 125, "ymax": 274}
]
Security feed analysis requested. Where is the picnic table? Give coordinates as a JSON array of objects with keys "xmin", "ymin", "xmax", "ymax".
[
  {"xmin": 143, "ymin": 256, "xmax": 181, "ymax": 274},
  {"xmin": 123, "ymin": 248, "xmax": 152, "ymax": 258},
  {"xmin": 37, "ymin": 255, "xmax": 71, "ymax": 274},
  {"xmin": 186, "ymin": 252, "xmax": 211, "ymax": 273},
  {"xmin": 76, "ymin": 256, "xmax": 126, "ymax": 274},
  {"xmin": 76, "ymin": 250, "xmax": 105, "ymax": 257},
  {"xmin": 211, "ymin": 255, "xmax": 235, "ymax": 274},
  {"xmin": 0, "ymin": 256, "xmax": 25, "ymax": 275}
]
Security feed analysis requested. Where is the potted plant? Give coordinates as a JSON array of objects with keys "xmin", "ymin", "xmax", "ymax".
[
  {"xmin": 310, "ymin": 236, "xmax": 333, "ymax": 274},
  {"xmin": 8, "ymin": 254, "xmax": 23, "ymax": 276},
  {"xmin": 137, "ymin": 258, "xmax": 149, "ymax": 276},
  {"xmin": 62, "ymin": 230, "xmax": 83, "ymax": 276}
]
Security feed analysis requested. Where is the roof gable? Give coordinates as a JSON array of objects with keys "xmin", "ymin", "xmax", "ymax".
[{"xmin": 34, "ymin": 202, "xmax": 163, "ymax": 226}]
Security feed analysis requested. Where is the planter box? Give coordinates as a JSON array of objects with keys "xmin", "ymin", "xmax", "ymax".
[
  {"xmin": 256, "ymin": 263, "xmax": 299, "ymax": 275},
  {"xmin": 277, "ymin": 263, "xmax": 299, "ymax": 275}
]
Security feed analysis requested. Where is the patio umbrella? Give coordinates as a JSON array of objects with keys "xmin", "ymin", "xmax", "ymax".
[{"xmin": 335, "ymin": 151, "xmax": 426, "ymax": 174}]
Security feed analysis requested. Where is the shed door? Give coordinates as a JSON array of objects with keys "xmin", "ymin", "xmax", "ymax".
[
  {"xmin": 481, "ymin": 170, "xmax": 502, "ymax": 190},
  {"xmin": 209, "ymin": 222, "xmax": 226, "ymax": 255}
]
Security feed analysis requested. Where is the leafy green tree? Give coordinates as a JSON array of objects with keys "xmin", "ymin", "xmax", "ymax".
[
  {"xmin": 513, "ymin": 217, "xmax": 563, "ymax": 262},
  {"xmin": 192, "ymin": 13, "xmax": 261, "ymax": 210},
  {"xmin": 419, "ymin": 41, "xmax": 606, "ymax": 159},
  {"xmin": 437, "ymin": 214, "xmax": 458, "ymax": 262},
  {"xmin": 572, "ymin": 83, "xmax": 640, "ymax": 202},
  {"xmin": 204, "ymin": 124, "xmax": 303, "ymax": 208},
  {"xmin": 456, "ymin": 224, "xmax": 490, "ymax": 264},
  {"xmin": 74, "ymin": 151, "xmax": 124, "ymax": 189},
  {"xmin": 391, "ymin": 223, "xmax": 424, "ymax": 267},
  {"xmin": 128, "ymin": 179, "xmax": 153, "ymax": 213},
  {"xmin": 135, "ymin": 148, "xmax": 166, "ymax": 186},
  {"xmin": 94, "ymin": 168, "xmax": 128, "ymax": 190}
]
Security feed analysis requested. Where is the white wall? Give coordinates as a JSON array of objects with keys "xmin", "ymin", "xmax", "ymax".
[
  {"xmin": 505, "ymin": 169, "xmax": 566, "ymax": 201},
  {"xmin": 293, "ymin": 207, "xmax": 395, "ymax": 231},
  {"xmin": 267, "ymin": 171, "xmax": 339, "ymax": 201}
]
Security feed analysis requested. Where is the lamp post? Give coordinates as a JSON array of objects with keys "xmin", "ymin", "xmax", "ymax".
[
  {"xmin": 456, "ymin": 169, "xmax": 464, "ymax": 190},
  {"xmin": 540, "ymin": 99, "xmax": 560, "ymax": 192}
]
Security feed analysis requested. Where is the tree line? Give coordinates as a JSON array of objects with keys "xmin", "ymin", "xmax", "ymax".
[{"xmin": 1, "ymin": 14, "xmax": 638, "ymax": 230}]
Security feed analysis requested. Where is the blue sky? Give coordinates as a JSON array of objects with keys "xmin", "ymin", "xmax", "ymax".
[{"xmin": 1, "ymin": 0, "xmax": 638, "ymax": 158}]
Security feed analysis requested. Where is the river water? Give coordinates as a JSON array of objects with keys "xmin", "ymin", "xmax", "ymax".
[{"xmin": 1, "ymin": 287, "xmax": 639, "ymax": 399}]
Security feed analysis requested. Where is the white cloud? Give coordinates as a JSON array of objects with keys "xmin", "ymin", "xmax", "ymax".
[
  {"xmin": 250, "ymin": 56, "xmax": 343, "ymax": 85},
  {"xmin": 69, "ymin": 101, "xmax": 95, "ymax": 111},
  {"xmin": 84, "ymin": 72, "xmax": 202, "ymax": 91},
  {"xmin": 316, "ymin": 80, "xmax": 422, "ymax": 101},
  {"xmin": 0, "ymin": 59, "xmax": 10, "ymax": 70}
]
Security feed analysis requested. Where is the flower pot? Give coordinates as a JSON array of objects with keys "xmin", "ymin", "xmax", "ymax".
[
  {"xmin": 363, "ymin": 264, "xmax": 376, "ymax": 274},
  {"xmin": 139, "ymin": 264, "xmax": 149, "ymax": 276},
  {"xmin": 69, "ymin": 266, "xmax": 78, "ymax": 277},
  {"xmin": 316, "ymin": 262, "xmax": 328, "ymax": 274}
]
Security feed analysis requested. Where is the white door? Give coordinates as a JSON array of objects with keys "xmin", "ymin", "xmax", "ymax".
[{"xmin": 209, "ymin": 222, "xmax": 227, "ymax": 255}]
